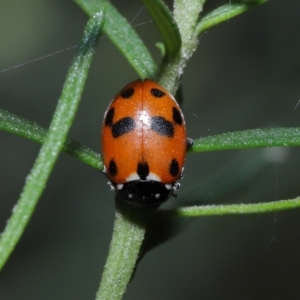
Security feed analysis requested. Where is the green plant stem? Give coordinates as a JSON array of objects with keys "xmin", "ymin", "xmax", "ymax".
[
  {"xmin": 159, "ymin": 0, "xmax": 205, "ymax": 93},
  {"xmin": 191, "ymin": 128, "xmax": 300, "ymax": 153},
  {"xmin": 159, "ymin": 0, "xmax": 267, "ymax": 93},
  {"xmin": 0, "ymin": 11, "xmax": 104, "ymax": 270},
  {"xmin": 0, "ymin": 108, "xmax": 102, "ymax": 171},
  {"xmin": 174, "ymin": 197, "xmax": 300, "ymax": 217},
  {"xmin": 96, "ymin": 201, "xmax": 151, "ymax": 300}
]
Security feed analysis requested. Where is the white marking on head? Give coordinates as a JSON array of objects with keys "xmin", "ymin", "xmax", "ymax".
[
  {"xmin": 126, "ymin": 173, "xmax": 140, "ymax": 182},
  {"xmin": 155, "ymin": 194, "xmax": 160, "ymax": 199},
  {"xmin": 146, "ymin": 172, "xmax": 161, "ymax": 181},
  {"xmin": 126, "ymin": 172, "xmax": 161, "ymax": 182}
]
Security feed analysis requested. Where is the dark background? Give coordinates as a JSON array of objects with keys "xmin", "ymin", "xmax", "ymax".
[{"xmin": 1, "ymin": 1, "xmax": 300, "ymax": 299}]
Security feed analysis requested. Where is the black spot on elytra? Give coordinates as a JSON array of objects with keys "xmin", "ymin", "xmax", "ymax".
[
  {"xmin": 169, "ymin": 159, "xmax": 179, "ymax": 177},
  {"xmin": 105, "ymin": 108, "xmax": 114, "ymax": 127},
  {"xmin": 137, "ymin": 162, "xmax": 149, "ymax": 180},
  {"xmin": 121, "ymin": 88, "xmax": 134, "ymax": 99},
  {"xmin": 150, "ymin": 116, "xmax": 174, "ymax": 137},
  {"xmin": 173, "ymin": 107, "xmax": 182, "ymax": 125},
  {"xmin": 112, "ymin": 117, "xmax": 135, "ymax": 138},
  {"xmin": 151, "ymin": 88, "xmax": 165, "ymax": 98},
  {"xmin": 108, "ymin": 159, "xmax": 117, "ymax": 177}
]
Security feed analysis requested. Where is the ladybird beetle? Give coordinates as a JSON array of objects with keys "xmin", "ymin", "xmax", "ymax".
[{"xmin": 101, "ymin": 79, "xmax": 191, "ymax": 207}]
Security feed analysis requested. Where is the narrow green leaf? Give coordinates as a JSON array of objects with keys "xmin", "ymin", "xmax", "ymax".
[
  {"xmin": 190, "ymin": 128, "xmax": 300, "ymax": 153},
  {"xmin": 142, "ymin": 0, "xmax": 181, "ymax": 62},
  {"xmin": 74, "ymin": 0, "xmax": 157, "ymax": 78},
  {"xmin": 196, "ymin": 0, "xmax": 267, "ymax": 35},
  {"xmin": 174, "ymin": 197, "xmax": 300, "ymax": 217},
  {"xmin": 0, "ymin": 11, "xmax": 104, "ymax": 270},
  {"xmin": 0, "ymin": 108, "xmax": 102, "ymax": 170}
]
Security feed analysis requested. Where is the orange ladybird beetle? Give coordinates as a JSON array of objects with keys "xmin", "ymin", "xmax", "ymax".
[{"xmin": 101, "ymin": 79, "xmax": 191, "ymax": 207}]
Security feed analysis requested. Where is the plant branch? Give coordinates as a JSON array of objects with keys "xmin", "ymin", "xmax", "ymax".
[
  {"xmin": 142, "ymin": 0, "xmax": 181, "ymax": 87},
  {"xmin": 0, "ymin": 108, "xmax": 102, "ymax": 171},
  {"xmin": 174, "ymin": 197, "xmax": 300, "ymax": 217},
  {"xmin": 96, "ymin": 200, "xmax": 153, "ymax": 300},
  {"xmin": 191, "ymin": 128, "xmax": 300, "ymax": 153}
]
